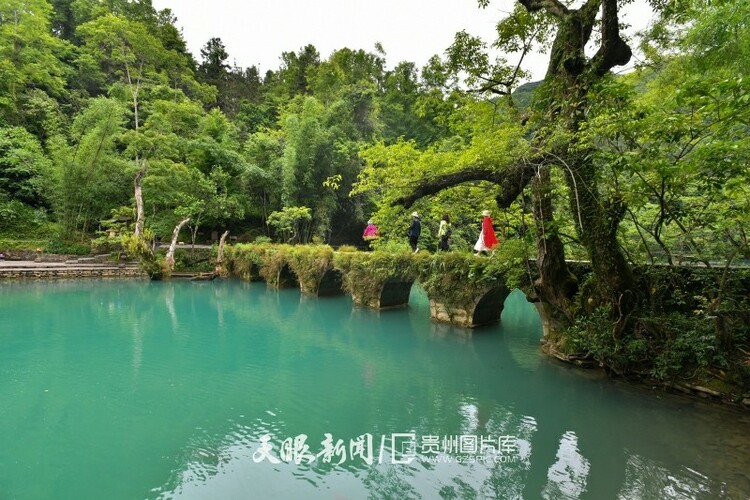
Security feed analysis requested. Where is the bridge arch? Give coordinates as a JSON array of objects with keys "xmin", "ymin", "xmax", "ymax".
[
  {"xmin": 428, "ymin": 284, "xmax": 512, "ymax": 328},
  {"xmin": 316, "ymin": 269, "xmax": 345, "ymax": 296},
  {"xmin": 472, "ymin": 285, "xmax": 513, "ymax": 327},
  {"xmin": 273, "ymin": 263, "xmax": 298, "ymax": 288},
  {"xmin": 379, "ymin": 279, "xmax": 415, "ymax": 308}
]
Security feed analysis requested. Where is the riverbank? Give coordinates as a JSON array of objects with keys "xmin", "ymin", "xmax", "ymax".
[
  {"xmin": 541, "ymin": 338, "xmax": 750, "ymax": 410},
  {"xmin": 0, "ymin": 259, "xmax": 144, "ymax": 280}
]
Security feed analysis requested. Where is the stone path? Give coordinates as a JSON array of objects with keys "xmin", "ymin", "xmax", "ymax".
[{"xmin": 0, "ymin": 257, "xmax": 142, "ymax": 279}]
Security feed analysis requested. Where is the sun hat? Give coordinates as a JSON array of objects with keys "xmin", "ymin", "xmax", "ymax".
[
  {"xmin": 411, "ymin": 211, "xmax": 419, "ymax": 217},
  {"xmin": 367, "ymin": 219, "xmax": 374, "ymax": 224},
  {"xmin": 482, "ymin": 210, "xmax": 490, "ymax": 216}
]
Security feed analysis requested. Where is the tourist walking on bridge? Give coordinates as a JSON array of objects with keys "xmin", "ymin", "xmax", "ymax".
[
  {"xmin": 437, "ymin": 214, "xmax": 451, "ymax": 251},
  {"xmin": 362, "ymin": 219, "xmax": 379, "ymax": 250},
  {"xmin": 474, "ymin": 210, "xmax": 499, "ymax": 255},
  {"xmin": 407, "ymin": 212, "xmax": 421, "ymax": 253}
]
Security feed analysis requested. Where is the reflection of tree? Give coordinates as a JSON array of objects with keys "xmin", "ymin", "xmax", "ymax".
[
  {"xmin": 165, "ymin": 284, "xmax": 177, "ymax": 332},
  {"xmin": 542, "ymin": 431, "xmax": 590, "ymax": 499}
]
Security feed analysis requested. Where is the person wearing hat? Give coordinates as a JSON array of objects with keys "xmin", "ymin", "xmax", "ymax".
[
  {"xmin": 474, "ymin": 210, "xmax": 499, "ymax": 255},
  {"xmin": 362, "ymin": 219, "xmax": 379, "ymax": 250},
  {"xmin": 407, "ymin": 212, "xmax": 421, "ymax": 253}
]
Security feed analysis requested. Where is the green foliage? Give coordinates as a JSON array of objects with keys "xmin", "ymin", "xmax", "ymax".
[
  {"xmin": 566, "ymin": 307, "xmax": 736, "ymax": 383},
  {"xmin": 0, "ymin": 199, "xmax": 45, "ymax": 233},
  {"xmin": 648, "ymin": 315, "xmax": 725, "ymax": 381},
  {"xmin": 0, "ymin": 238, "xmax": 47, "ymax": 250},
  {"xmin": 267, "ymin": 206, "xmax": 312, "ymax": 244},
  {"xmin": 370, "ymin": 239, "xmax": 412, "ymax": 253},
  {"xmin": 0, "ymin": 0, "xmax": 69, "ymax": 122},
  {"xmin": 44, "ymin": 238, "xmax": 90, "ymax": 255},
  {"xmin": 46, "ymin": 98, "xmax": 130, "ymax": 238},
  {"xmin": 122, "ymin": 231, "xmax": 163, "ymax": 279},
  {"xmin": 170, "ymin": 248, "xmax": 213, "ymax": 273},
  {"xmin": 0, "ymin": 126, "xmax": 50, "ymax": 207},
  {"xmin": 567, "ymin": 266, "xmax": 750, "ymax": 383},
  {"xmin": 354, "ymin": 112, "xmax": 531, "ymax": 251},
  {"xmin": 565, "ymin": 306, "xmax": 647, "ymax": 374},
  {"xmin": 445, "ymin": 4, "xmax": 552, "ymax": 101},
  {"xmin": 336, "ymin": 244, "xmax": 358, "ymax": 252},
  {"xmin": 583, "ymin": 0, "xmax": 750, "ymax": 267}
]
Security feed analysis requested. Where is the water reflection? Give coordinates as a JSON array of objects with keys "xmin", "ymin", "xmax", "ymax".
[
  {"xmin": 0, "ymin": 281, "xmax": 749, "ymax": 499},
  {"xmin": 542, "ymin": 431, "xmax": 589, "ymax": 499}
]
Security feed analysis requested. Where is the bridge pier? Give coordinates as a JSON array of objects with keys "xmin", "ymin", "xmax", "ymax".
[
  {"xmin": 286, "ymin": 246, "xmax": 344, "ymax": 296},
  {"xmin": 428, "ymin": 285, "xmax": 511, "ymax": 328},
  {"xmin": 351, "ymin": 278, "xmax": 415, "ymax": 309},
  {"xmin": 293, "ymin": 266, "xmax": 345, "ymax": 296}
]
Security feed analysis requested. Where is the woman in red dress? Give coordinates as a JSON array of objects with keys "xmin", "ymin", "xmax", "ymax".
[{"xmin": 474, "ymin": 210, "xmax": 499, "ymax": 255}]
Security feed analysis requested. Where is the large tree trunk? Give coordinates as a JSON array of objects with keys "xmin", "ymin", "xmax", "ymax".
[
  {"xmin": 531, "ymin": 0, "xmax": 636, "ymax": 329},
  {"xmin": 531, "ymin": 166, "xmax": 578, "ymax": 311},
  {"xmin": 134, "ymin": 159, "xmax": 147, "ymax": 238},
  {"xmin": 216, "ymin": 230, "xmax": 230, "ymax": 276},
  {"xmin": 564, "ymin": 154, "xmax": 635, "ymax": 313},
  {"xmin": 166, "ymin": 218, "xmax": 190, "ymax": 271}
]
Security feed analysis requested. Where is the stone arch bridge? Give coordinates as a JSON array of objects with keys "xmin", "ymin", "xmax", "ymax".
[
  {"xmin": 223, "ymin": 243, "xmax": 748, "ymax": 335},
  {"xmin": 223, "ymin": 243, "xmax": 538, "ymax": 329}
]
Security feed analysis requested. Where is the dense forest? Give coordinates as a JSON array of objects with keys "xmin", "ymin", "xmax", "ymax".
[
  {"xmin": 0, "ymin": 0, "xmax": 747, "ymax": 260},
  {"xmin": 0, "ymin": 0, "xmax": 489, "ymax": 250}
]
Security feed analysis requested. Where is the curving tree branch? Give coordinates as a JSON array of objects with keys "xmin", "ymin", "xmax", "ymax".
[
  {"xmin": 518, "ymin": 0, "xmax": 570, "ymax": 18},
  {"xmin": 393, "ymin": 153, "xmax": 552, "ymax": 209},
  {"xmin": 590, "ymin": 0, "xmax": 632, "ymax": 75}
]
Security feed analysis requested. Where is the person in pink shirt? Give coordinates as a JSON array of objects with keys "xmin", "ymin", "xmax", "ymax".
[{"xmin": 363, "ymin": 219, "xmax": 379, "ymax": 250}]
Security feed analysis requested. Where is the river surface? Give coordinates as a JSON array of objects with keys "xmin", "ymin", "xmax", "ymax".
[{"xmin": 0, "ymin": 279, "xmax": 749, "ymax": 499}]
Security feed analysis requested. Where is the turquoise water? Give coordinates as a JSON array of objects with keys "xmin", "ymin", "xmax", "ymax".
[{"xmin": 0, "ymin": 280, "xmax": 749, "ymax": 499}]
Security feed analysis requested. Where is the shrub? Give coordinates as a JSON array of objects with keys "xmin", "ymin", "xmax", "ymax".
[
  {"xmin": 336, "ymin": 245, "xmax": 359, "ymax": 253},
  {"xmin": 45, "ymin": 238, "xmax": 91, "ymax": 255}
]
